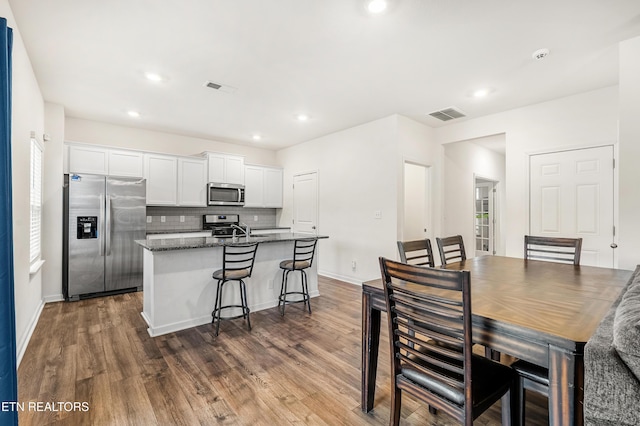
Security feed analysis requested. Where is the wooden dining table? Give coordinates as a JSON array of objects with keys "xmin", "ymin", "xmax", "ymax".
[{"xmin": 361, "ymin": 255, "xmax": 631, "ymax": 426}]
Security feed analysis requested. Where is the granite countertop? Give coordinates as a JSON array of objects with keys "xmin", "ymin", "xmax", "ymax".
[
  {"xmin": 136, "ymin": 232, "xmax": 328, "ymax": 251},
  {"xmin": 250, "ymin": 226, "xmax": 291, "ymax": 230},
  {"xmin": 146, "ymin": 230, "xmax": 211, "ymax": 235}
]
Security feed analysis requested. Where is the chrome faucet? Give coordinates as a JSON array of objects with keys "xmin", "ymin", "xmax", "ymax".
[{"xmin": 231, "ymin": 223, "xmax": 250, "ymax": 238}]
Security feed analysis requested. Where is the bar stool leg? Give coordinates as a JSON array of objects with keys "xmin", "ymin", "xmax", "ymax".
[
  {"xmin": 302, "ymin": 269, "xmax": 311, "ymax": 314},
  {"xmin": 280, "ymin": 270, "xmax": 290, "ymax": 316},
  {"xmin": 240, "ymin": 279, "xmax": 251, "ymax": 331},
  {"xmin": 214, "ymin": 280, "xmax": 227, "ymax": 337}
]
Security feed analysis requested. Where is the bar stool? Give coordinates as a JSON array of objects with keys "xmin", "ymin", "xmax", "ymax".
[
  {"xmin": 278, "ymin": 238, "xmax": 317, "ymax": 315},
  {"xmin": 211, "ymin": 242, "xmax": 259, "ymax": 336}
]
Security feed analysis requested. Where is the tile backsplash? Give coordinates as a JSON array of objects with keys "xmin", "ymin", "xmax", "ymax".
[{"xmin": 146, "ymin": 206, "xmax": 278, "ymax": 233}]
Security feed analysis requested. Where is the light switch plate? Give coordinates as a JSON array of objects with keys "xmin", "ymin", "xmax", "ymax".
[
  {"xmin": 180, "ymin": 215, "xmax": 185, "ymax": 223},
  {"xmin": 161, "ymin": 216, "xmax": 166, "ymax": 223}
]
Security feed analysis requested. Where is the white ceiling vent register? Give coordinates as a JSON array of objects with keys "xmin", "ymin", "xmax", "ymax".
[
  {"xmin": 203, "ymin": 81, "xmax": 238, "ymax": 94},
  {"xmin": 428, "ymin": 107, "xmax": 466, "ymax": 121}
]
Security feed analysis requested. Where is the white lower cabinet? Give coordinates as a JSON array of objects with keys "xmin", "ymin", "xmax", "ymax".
[
  {"xmin": 145, "ymin": 154, "xmax": 178, "ymax": 205},
  {"xmin": 244, "ymin": 165, "xmax": 283, "ymax": 208},
  {"xmin": 177, "ymin": 157, "xmax": 207, "ymax": 206}
]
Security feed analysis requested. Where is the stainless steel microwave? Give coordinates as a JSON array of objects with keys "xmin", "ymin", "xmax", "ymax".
[{"xmin": 207, "ymin": 182, "xmax": 245, "ymax": 206}]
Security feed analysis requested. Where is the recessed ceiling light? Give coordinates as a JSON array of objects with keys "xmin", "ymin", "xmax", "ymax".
[
  {"xmin": 296, "ymin": 113, "xmax": 310, "ymax": 122},
  {"xmin": 367, "ymin": 0, "xmax": 388, "ymax": 14},
  {"xmin": 252, "ymin": 134, "xmax": 262, "ymax": 141},
  {"xmin": 144, "ymin": 72, "xmax": 163, "ymax": 82},
  {"xmin": 473, "ymin": 89, "xmax": 489, "ymax": 98},
  {"xmin": 127, "ymin": 110, "xmax": 141, "ymax": 118}
]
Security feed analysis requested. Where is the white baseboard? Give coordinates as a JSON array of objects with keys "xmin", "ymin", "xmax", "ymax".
[
  {"xmin": 143, "ymin": 291, "xmax": 320, "ymax": 337},
  {"xmin": 43, "ymin": 293, "xmax": 64, "ymax": 303},
  {"xmin": 318, "ymin": 270, "xmax": 363, "ymax": 286},
  {"xmin": 16, "ymin": 299, "xmax": 45, "ymax": 367}
]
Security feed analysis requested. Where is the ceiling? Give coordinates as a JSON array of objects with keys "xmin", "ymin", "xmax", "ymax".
[{"xmin": 8, "ymin": 0, "xmax": 640, "ymax": 150}]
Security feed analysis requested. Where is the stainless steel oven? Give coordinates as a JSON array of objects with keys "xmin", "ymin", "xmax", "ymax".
[{"xmin": 207, "ymin": 182, "xmax": 245, "ymax": 206}]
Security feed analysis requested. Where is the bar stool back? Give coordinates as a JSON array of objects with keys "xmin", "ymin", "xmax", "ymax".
[
  {"xmin": 278, "ymin": 238, "xmax": 318, "ymax": 315},
  {"xmin": 211, "ymin": 242, "xmax": 259, "ymax": 336}
]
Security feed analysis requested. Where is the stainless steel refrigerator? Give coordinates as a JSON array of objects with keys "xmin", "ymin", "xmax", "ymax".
[{"xmin": 63, "ymin": 174, "xmax": 146, "ymax": 300}]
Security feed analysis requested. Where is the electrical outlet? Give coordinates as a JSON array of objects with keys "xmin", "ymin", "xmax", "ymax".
[
  {"xmin": 160, "ymin": 216, "xmax": 166, "ymax": 223},
  {"xmin": 352, "ymin": 260, "xmax": 357, "ymax": 270},
  {"xmin": 374, "ymin": 210, "xmax": 382, "ymax": 219},
  {"xmin": 254, "ymin": 215, "xmax": 258, "ymax": 222},
  {"xmin": 180, "ymin": 215, "xmax": 185, "ymax": 223},
  {"xmin": 146, "ymin": 216, "xmax": 152, "ymax": 223}
]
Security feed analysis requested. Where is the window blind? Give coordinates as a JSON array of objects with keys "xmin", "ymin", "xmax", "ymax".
[{"xmin": 30, "ymin": 138, "xmax": 42, "ymax": 263}]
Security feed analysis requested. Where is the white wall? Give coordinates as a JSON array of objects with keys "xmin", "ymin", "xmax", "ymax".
[
  {"xmin": 1, "ymin": 0, "xmax": 46, "ymax": 363},
  {"xmin": 65, "ymin": 117, "xmax": 278, "ymax": 166},
  {"xmin": 443, "ymin": 135, "xmax": 506, "ymax": 257},
  {"xmin": 42, "ymin": 103, "xmax": 65, "ymax": 301},
  {"xmin": 277, "ymin": 116, "xmax": 400, "ymax": 283},
  {"xmin": 396, "ymin": 115, "xmax": 443, "ymax": 244},
  {"xmin": 276, "ymin": 114, "xmax": 442, "ymax": 283},
  {"xmin": 618, "ymin": 36, "xmax": 640, "ymax": 270},
  {"xmin": 435, "ymin": 86, "xmax": 619, "ymax": 260}
]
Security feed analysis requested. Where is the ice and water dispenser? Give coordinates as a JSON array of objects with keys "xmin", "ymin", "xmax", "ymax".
[{"xmin": 76, "ymin": 216, "xmax": 98, "ymax": 239}]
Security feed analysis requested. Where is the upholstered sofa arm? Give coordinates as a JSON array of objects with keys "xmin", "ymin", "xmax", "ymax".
[{"xmin": 584, "ymin": 266, "xmax": 640, "ymax": 426}]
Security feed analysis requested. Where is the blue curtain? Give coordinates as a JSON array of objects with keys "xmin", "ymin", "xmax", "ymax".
[{"xmin": 0, "ymin": 16, "xmax": 17, "ymax": 426}]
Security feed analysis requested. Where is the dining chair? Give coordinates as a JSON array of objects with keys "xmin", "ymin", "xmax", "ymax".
[
  {"xmin": 211, "ymin": 242, "xmax": 259, "ymax": 336},
  {"xmin": 379, "ymin": 257, "xmax": 517, "ymax": 426},
  {"xmin": 397, "ymin": 239, "xmax": 435, "ymax": 267},
  {"xmin": 278, "ymin": 238, "xmax": 318, "ymax": 315},
  {"xmin": 514, "ymin": 235, "xmax": 583, "ymax": 422},
  {"xmin": 523, "ymin": 235, "xmax": 583, "ymax": 265},
  {"xmin": 436, "ymin": 235, "xmax": 467, "ymax": 265}
]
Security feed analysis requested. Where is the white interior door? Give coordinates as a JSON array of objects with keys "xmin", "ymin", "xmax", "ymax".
[
  {"xmin": 293, "ymin": 172, "xmax": 318, "ymax": 234},
  {"xmin": 403, "ymin": 162, "xmax": 430, "ymax": 241},
  {"xmin": 529, "ymin": 146, "xmax": 615, "ymax": 267}
]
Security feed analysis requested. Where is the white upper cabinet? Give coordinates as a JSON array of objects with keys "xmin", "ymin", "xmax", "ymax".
[
  {"xmin": 69, "ymin": 145, "xmax": 108, "ymax": 175},
  {"xmin": 177, "ymin": 157, "xmax": 207, "ymax": 206},
  {"xmin": 206, "ymin": 153, "xmax": 245, "ymax": 185},
  {"xmin": 144, "ymin": 153, "xmax": 178, "ymax": 205},
  {"xmin": 244, "ymin": 165, "xmax": 283, "ymax": 208},
  {"xmin": 264, "ymin": 168, "xmax": 283, "ymax": 208},
  {"xmin": 108, "ymin": 149, "xmax": 144, "ymax": 177},
  {"xmin": 69, "ymin": 145, "xmax": 143, "ymax": 177},
  {"xmin": 244, "ymin": 166, "xmax": 265, "ymax": 207}
]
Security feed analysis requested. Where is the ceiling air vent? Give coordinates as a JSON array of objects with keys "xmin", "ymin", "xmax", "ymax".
[
  {"xmin": 203, "ymin": 80, "xmax": 238, "ymax": 94},
  {"xmin": 428, "ymin": 107, "xmax": 466, "ymax": 122}
]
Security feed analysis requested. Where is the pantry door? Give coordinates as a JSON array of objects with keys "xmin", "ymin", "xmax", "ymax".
[
  {"xmin": 529, "ymin": 146, "xmax": 615, "ymax": 267},
  {"xmin": 292, "ymin": 171, "xmax": 318, "ymax": 235}
]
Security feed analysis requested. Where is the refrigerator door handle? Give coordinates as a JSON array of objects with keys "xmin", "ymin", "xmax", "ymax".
[
  {"xmin": 106, "ymin": 195, "xmax": 112, "ymax": 256},
  {"xmin": 99, "ymin": 193, "xmax": 105, "ymax": 256}
]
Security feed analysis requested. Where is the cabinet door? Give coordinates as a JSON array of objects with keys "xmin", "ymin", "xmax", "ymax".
[
  {"xmin": 225, "ymin": 156, "xmax": 245, "ymax": 185},
  {"xmin": 69, "ymin": 145, "xmax": 108, "ymax": 175},
  {"xmin": 264, "ymin": 168, "xmax": 283, "ymax": 208},
  {"xmin": 177, "ymin": 158, "xmax": 207, "ymax": 206},
  {"xmin": 244, "ymin": 166, "xmax": 264, "ymax": 207},
  {"xmin": 207, "ymin": 154, "xmax": 225, "ymax": 183},
  {"xmin": 145, "ymin": 154, "xmax": 177, "ymax": 205},
  {"xmin": 108, "ymin": 149, "xmax": 144, "ymax": 177}
]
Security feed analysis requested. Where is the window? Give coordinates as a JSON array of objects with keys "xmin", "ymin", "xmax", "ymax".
[{"xmin": 30, "ymin": 138, "xmax": 43, "ymax": 263}]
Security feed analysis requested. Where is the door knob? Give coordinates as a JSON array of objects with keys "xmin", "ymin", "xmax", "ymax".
[
  {"xmin": 312, "ymin": 226, "xmax": 316, "ymax": 230},
  {"xmin": 610, "ymin": 243, "xmax": 618, "ymax": 249}
]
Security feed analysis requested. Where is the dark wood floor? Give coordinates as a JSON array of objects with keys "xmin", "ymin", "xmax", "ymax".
[{"xmin": 18, "ymin": 276, "xmax": 549, "ymax": 425}]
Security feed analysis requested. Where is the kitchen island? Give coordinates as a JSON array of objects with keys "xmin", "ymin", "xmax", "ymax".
[{"xmin": 136, "ymin": 233, "xmax": 328, "ymax": 337}]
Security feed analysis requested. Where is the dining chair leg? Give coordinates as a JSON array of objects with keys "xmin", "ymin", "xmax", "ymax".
[{"xmin": 390, "ymin": 387, "xmax": 402, "ymax": 426}]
